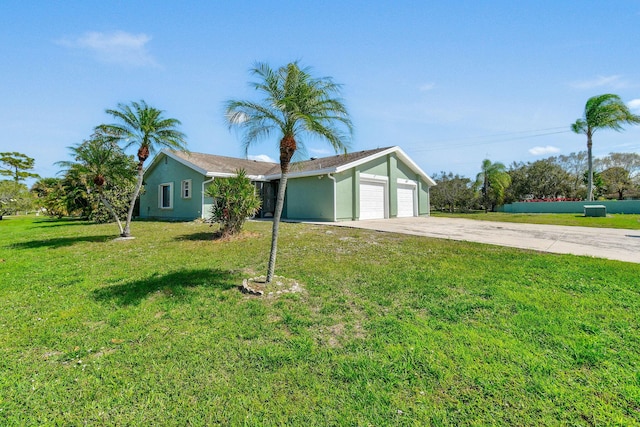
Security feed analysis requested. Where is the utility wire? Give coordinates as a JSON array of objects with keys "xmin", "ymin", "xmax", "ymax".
[{"xmin": 408, "ymin": 127, "xmax": 573, "ymax": 152}]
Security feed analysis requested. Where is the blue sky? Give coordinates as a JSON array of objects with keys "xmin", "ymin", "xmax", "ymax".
[{"xmin": 2, "ymin": 1, "xmax": 640, "ymax": 186}]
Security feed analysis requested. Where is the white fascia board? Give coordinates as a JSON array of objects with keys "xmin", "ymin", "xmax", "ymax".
[
  {"xmin": 264, "ymin": 166, "xmax": 338, "ymax": 181},
  {"xmin": 204, "ymin": 171, "xmax": 269, "ymax": 181}
]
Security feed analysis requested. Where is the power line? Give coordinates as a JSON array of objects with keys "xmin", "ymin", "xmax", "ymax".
[{"xmin": 408, "ymin": 127, "xmax": 573, "ymax": 153}]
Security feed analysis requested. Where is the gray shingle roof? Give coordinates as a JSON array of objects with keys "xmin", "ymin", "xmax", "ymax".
[
  {"xmin": 169, "ymin": 150, "xmax": 278, "ymax": 176},
  {"xmin": 168, "ymin": 147, "xmax": 394, "ymax": 177}
]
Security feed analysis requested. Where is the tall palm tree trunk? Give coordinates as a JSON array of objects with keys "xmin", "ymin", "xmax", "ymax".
[
  {"xmin": 587, "ymin": 132, "xmax": 593, "ymax": 201},
  {"xmin": 266, "ymin": 170, "xmax": 288, "ymax": 283},
  {"xmin": 122, "ymin": 165, "xmax": 144, "ymax": 237},
  {"xmin": 266, "ymin": 136, "xmax": 296, "ymax": 283}
]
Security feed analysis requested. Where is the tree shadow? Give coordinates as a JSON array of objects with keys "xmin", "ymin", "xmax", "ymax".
[
  {"xmin": 8, "ymin": 235, "xmax": 112, "ymax": 249},
  {"xmin": 92, "ymin": 268, "xmax": 238, "ymax": 306},
  {"xmin": 30, "ymin": 217, "xmax": 90, "ymax": 226},
  {"xmin": 175, "ymin": 232, "xmax": 217, "ymax": 241}
]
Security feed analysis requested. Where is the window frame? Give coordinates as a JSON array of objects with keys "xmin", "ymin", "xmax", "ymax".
[
  {"xmin": 181, "ymin": 179, "xmax": 192, "ymax": 199},
  {"xmin": 159, "ymin": 182, "xmax": 174, "ymax": 209}
]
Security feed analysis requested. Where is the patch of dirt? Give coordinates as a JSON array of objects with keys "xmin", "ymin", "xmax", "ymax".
[{"xmin": 240, "ymin": 275, "xmax": 304, "ymax": 297}]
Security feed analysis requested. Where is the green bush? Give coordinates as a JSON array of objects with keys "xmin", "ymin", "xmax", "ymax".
[{"xmin": 205, "ymin": 169, "xmax": 261, "ymax": 237}]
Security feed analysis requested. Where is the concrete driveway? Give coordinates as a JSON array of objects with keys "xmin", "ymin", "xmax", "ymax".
[{"xmin": 328, "ymin": 217, "xmax": 640, "ymax": 264}]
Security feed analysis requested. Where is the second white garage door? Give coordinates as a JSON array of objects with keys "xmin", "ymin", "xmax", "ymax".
[
  {"xmin": 397, "ymin": 183, "xmax": 416, "ymax": 217},
  {"xmin": 359, "ymin": 180, "xmax": 386, "ymax": 220}
]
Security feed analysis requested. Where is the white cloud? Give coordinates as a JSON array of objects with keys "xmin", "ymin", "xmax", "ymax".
[
  {"xmin": 570, "ymin": 75, "xmax": 630, "ymax": 90},
  {"xmin": 57, "ymin": 31, "xmax": 158, "ymax": 67},
  {"xmin": 419, "ymin": 83, "xmax": 435, "ymax": 92},
  {"xmin": 529, "ymin": 145, "xmax": 561, "ymax": 156},
  {"xmin": 628, "ymin": 99, "xmax": 640, "ymax": 113},
  {"xmin": 247, "ymin": 154, "xmax": 276, "ymax": 163}
]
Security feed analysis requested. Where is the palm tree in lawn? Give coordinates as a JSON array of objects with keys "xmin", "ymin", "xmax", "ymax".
[
  {"xmin": 571, "ymin": 94, "xmax": 640, "ymax": 201},
  {"xmin": 225, "ymin": 62, "xmax": 353, "ymax": 283},
  {"xmin": 57, "ymin": 132, "xmax": 136, "ymax": 235},
  {"xmin": 475, "ymin": 159, "xmax": 511, "ymax": 212},
  {"xmin": 99, "ymin": 100, "xmax": 187, "ymax": 237}
]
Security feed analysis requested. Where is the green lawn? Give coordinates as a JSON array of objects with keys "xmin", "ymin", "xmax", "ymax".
[
  {"xmin": 433, "ymin": 211, "xmax": 640, "ymax": 229},
  {"xmin": 2, "ymin": 216, "xmax": 640, "ymax": 425}
]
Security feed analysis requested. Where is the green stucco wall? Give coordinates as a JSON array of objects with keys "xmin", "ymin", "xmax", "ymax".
[
  {"xmin": 499, "ymin": 200, "xmax": 640, "ymax": 214},
  {"xmin": 140, "ymin": 155, "xmax": 211, "ymax": 220},
  {"xmin": 141, "ymin": 151, "xmax": 433, "ymax": 222},
  {"xmin": 284, "ymin": 176, "xmax": 335, "ymax": 220},
  {"xmin": 294, "ymin": 153, "xmax": 432, "ymax": 221}
]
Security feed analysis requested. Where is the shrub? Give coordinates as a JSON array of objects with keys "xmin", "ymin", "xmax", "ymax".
[{"xmin": 205, "ymin": 169, "xmax": 261, "ymax": 238}]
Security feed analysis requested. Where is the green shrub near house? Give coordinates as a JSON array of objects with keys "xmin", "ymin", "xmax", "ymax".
[{"xmin": 205, "ymin": 169, "xmax": 261, "ymax": 237}]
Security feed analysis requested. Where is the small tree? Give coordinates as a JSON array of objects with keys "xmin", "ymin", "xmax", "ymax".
[
  {"xmin": 601, "ymin": 167, "xmax": 632, "ymax": 200},
  {"xmin": 205, "ymin": 169, "xmax": 261, "ymax": 238},
  {"xmin": 475, "ymin": 159, "xmax": 511, "ymax": 212},
  {"xmin": 430, "ymin": 171, "xmax": 476, "ymax": 212},
  {"xmin": 0, "ymin": 152, "xmax": 40, "ymax": 182}
]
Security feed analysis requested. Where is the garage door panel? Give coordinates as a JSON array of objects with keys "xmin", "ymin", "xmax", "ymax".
[
  {"xmin": 359, "ymin": 181, "xmax": 385, "ymax": 220},
  {"xmin": 397, "ymin": 184, "xmax": 416, "ymax": 217}
]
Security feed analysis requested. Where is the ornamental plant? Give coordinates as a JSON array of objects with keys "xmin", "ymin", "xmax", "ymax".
[{"xmin": 206, "ymin": 169, "xmax": 261, "ymax": 238}]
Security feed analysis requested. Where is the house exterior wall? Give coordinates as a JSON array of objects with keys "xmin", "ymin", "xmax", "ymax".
[
  {"xmin": 316, "ymin": 153, "xmax": 432, "ymax": 221},
  {"xmin": 140, "ymin": 154, "xmax": 211, "ymax": 220},
  {"xmin": 140, "ymin": 149, "xmax": 432, "ymax": 222},
  {"xmin": 282, "ymin": 175, "xmax": 335, "ymax": 221}
]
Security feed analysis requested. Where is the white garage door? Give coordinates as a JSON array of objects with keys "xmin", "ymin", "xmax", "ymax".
[
  {"xmin": 359, "ymin": 181, "xmax": 386, "ymax": 220},
  {"xmin": 397, "ymin": 184, "xmax": 416, "ymax": 217}
]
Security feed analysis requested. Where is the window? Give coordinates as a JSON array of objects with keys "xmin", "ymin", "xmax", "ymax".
[
  {"xmin": 159, "ymin": 183, "xmax": 173, "ymax": 209},
  {"xmin": 182, "ymin": 179, "xmax": 192, "ymax": 199}
]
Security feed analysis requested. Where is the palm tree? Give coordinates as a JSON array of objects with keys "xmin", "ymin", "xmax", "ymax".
[
  {"xmin": 99, "ymin": 100, "xmax": 187, "ymax": 237},
  {"xmin": 571, "ymin": 94, "xmax": 640, "ymax": 201},
  {"xmin": 475, "ymin": 159, "xmax": 511, "ymax": 212},
  {"xmin": 225, "ymin": 62, "xmax": 353, "ymax": 283},
  {"xmin": 57, "ymin": 133, "xmax": 136, "ymax": 234}
]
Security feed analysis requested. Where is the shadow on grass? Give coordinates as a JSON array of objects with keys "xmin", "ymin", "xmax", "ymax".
[
  {"xmin": 30, "ymin": 217, "xmax": 91, "ymax": 226},
  {"xmin": 8, "ymin": 235, "xmax": 112, "ymax": 249},
  {"xmin": 92, "ymin": 268, "xmax": 238, "ymax": 306},
  {"xmin": 176, "ymin": 232, "xmax": 216, "ymax": 241}
]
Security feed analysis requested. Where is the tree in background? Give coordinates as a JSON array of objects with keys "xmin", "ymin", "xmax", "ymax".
[
  {"xmin": 600, "ymin": 167, "xmax": 633, "ymax": 200},
  {"xmin": 0, "ymin": 152, "xmax": 40, "ymax": 182},
  {"xmin": 57, "ymin": 133, "xmax": 137, "ymax": 234},
  {"xmin": 475, "ymin": 159, "xmax": 511, "ymax": 212},
  {"xmin": 0, "ymin": 180, "xmax": 33, "ymax": 218},
  {"xmin": 31, "ymin": 177, "xmax": 69, "ymax": 218},
  {"xmin": 225, "ymin": 62, "xmax": 353, "ymax": 283},
  {"xmin": 596, "ymin": 152, "xmax": 640, "ymax": 179},
  {"xmin": 582, "ymin": 170, "xmax": 605, "ymax": 199},
  {"xmin": 99, "ymin": 100, "xmax": 187, "ymax": 237},
  {"xmin": 206, "ymin": 169, "xmax": 261, "ymax": 238},
  {"xmin": 430, "ymin": 172, "xmax": 476, "ymax": 212},
  {"xmin": 526, "ymin": 160, "xmax": 572, "ymax": 199},
  {"xmin": 571, "ymin": 94, "xmax": 640, "ymax": 201},
  {"xmin": 553, "ymin": 151, "xmax": 587, "ymax": 198}
]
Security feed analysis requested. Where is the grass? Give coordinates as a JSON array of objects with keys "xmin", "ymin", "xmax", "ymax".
[
  {"xmin": 2, "ymin": 215, "xmax": 640, "ymax": 425},
  {"xmin": 432, "ymin": 211, "xmax": 640, "ymax": 229}
]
